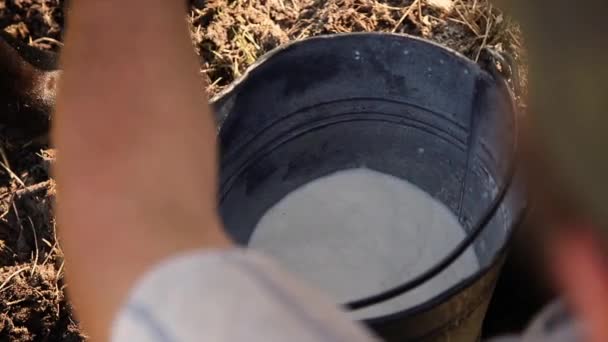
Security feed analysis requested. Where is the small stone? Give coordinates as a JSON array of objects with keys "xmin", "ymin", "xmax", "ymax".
[{"xmin": 426, "ymin": 0, "xmax": 453, "ymax": 12}]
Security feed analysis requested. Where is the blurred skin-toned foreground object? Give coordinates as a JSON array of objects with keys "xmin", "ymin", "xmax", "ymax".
[
  {"xmin": 55, "ymin": 1, "xmax": 232, "ymax": 340},
  {"xmin": 499, "ymin": 1, "xmax": 608, "ymax": 341},
  {"xmin": 505, "ymin": 1, "xmax": 608, "ymax": 238}
]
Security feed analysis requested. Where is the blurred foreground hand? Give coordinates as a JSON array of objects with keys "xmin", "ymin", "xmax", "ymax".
[{"xmin": 498, "ymin": 1, "xmax": 608, "ymax": 342}]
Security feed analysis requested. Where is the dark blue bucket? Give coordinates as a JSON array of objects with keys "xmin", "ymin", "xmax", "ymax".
[{"xmin": 213, "ymin": 33, "xmax": 524, "ymax": 341}]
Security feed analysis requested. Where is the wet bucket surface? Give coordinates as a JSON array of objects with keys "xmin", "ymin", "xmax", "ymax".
[{"xmin": 214, "ymin": 33, "xmax": 524, "ymax": 341}]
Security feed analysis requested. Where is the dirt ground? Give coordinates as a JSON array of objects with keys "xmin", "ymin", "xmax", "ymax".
[{"xmin": 0, "ymin": 0, "xmax": 524, "ymax": 340}]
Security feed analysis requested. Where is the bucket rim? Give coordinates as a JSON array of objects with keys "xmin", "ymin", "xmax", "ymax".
[{"xmin": 211, "ymin": 32, "xmax": 484, "ymax": 125}]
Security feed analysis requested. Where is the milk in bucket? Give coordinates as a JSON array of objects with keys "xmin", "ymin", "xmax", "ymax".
[{"xmin": 250, "ymin": 168, "xmax": 480, "ymax": 318}]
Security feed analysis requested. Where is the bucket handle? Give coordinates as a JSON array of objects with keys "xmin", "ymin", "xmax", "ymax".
[{"xmin": 344, "ymin": 72, "xmax": 519, "ymax": 311}]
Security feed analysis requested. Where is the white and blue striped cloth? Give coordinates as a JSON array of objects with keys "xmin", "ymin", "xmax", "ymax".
[{"xmin": 111, "ymin": 249, "xmax": 581, "ymax": 342}]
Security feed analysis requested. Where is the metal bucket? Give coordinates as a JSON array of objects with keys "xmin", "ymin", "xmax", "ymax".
[{"xmin": 213, "ymin": 33, "xmax": 525, "ymax": 341}]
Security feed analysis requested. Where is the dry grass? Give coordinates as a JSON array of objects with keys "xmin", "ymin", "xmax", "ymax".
[
  {"xmin": 187, "ymin": 0, "xmax": 526, "ymax": 97},
  {"xmin": 0, "ymin": 0, "xmax": 525, "ymax": 340}
]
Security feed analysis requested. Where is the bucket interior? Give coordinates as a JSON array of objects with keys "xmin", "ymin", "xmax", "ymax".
[{"xmin": 215, "ymin": 34, "xmax": 522, "ymax": 319}]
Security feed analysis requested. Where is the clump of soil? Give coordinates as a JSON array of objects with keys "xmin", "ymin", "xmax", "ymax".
[
  {"xmin": 0, "ymin": 0, "xmax": 64, "ymax": 51},
  {"xmin": 1, "ymin": 0, "xmax": 524, "ymax": 340}
]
